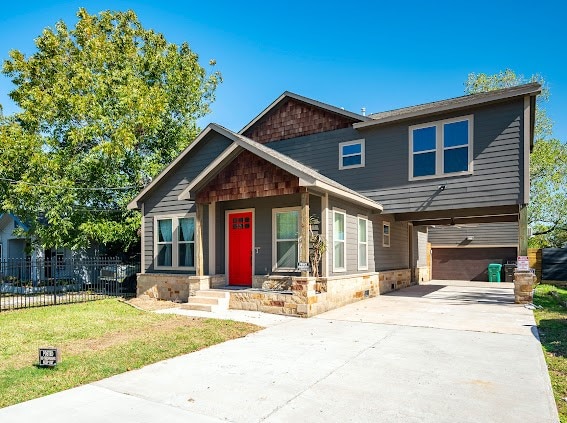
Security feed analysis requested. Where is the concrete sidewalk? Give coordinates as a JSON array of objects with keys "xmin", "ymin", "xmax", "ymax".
[{"xmin": 0, "ymin": 281, "xmax": 559, "ymax": 422}]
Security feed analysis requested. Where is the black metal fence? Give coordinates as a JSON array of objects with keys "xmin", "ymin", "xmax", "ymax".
[{"xmin": 0, "ymin": 257, "xmax": 140, "ymax": 312}]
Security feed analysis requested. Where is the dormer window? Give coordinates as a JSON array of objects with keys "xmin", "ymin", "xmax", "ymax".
[{"xmin": 339, "ymin": 139, "xmax": 365, "ymax": 170}]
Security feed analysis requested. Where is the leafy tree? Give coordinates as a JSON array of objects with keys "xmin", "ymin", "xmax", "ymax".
[
  {"xmin": 465, "ymin": 69, "xmax": 567, "ymax": 247},
  {"xmin": 0, "ymin": 8, "xmax": 221, "ymax": 251}
]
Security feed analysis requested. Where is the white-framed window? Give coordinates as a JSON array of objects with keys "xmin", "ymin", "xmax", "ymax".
[
  {"xmin": 383, "ymin": 221, "xmax": 391, "ymax": 248},
  {"xmin": 333, "ymin": 209, "xmax": 346, "ymax": 272},
  {"xmin": 339, "ymin": 139, "xmax": 365, "ymax": 170},
  {"xmin": 358, "ymin": 216, "xmax": 368, "ymax": 270},
  {"xmin": 272, "ymin": 207, "xmax": 300, "ymax": 271},
  {"xmin": 155, "ymin": 214, "xmax": 196, "ymax": 269},
  {"xmin": 178, "ymin": 217, "xmax": 196, "ymax": 267},
  {"xmin": 409, "ymin": 115, "xmax": 473, "ymax": 180}
]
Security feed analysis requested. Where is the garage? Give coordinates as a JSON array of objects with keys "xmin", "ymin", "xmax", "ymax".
[{"xmin": 432, "ymin": 247, "xmax": 518, "ymax": 281}]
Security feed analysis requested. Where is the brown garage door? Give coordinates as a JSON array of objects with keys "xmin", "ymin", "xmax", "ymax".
[{"xmin": 432, "ymin": 247, "xmax": 517, "ymax": 281}]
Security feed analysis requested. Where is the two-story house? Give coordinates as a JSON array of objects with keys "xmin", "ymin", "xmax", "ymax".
[{"xmin": 128, "ymin": 83, "xmax": 540, "ymax": 316}]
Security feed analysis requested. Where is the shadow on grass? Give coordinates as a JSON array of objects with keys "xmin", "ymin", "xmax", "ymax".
[{"xmin": 537, "ymin": 318, "xmax": 567, "ymax": 359}]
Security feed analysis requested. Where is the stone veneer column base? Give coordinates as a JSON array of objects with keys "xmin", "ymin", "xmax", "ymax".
[{"xmin": 513, "ymin": 271, "xmax": 536, "ymax": 304}]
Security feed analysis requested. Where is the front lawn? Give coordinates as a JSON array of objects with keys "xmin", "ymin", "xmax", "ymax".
[
  {"xmin": 0, "ymin": 299, "xmax": 259, "ymax": 408},
  {"xmin": 534, "ymin": 284, "xmax": 567, "ymax": 422}
]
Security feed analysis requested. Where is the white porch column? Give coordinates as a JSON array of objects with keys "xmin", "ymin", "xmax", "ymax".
[
  {"xmin": 300, "ymin": 191, "xmax": 310, "ymax": 277},
  {"xmin": 321, "ymin": 193, "xmax": 329, "ymax": 277},
  {"xmin": 519, "ymin": 205, "xmax": 528, "ymax": 256},
  {"xmin": 195, "ymin": 203, "xmax": 204, "ymax": 276},
  {"xmin": 208, "ymin": 202, "xmax": 216, "ymax": 275}
]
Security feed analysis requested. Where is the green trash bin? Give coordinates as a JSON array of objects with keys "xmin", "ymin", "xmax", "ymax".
[{"xmin": 488, "ymin": 263, "xmax": 502, "ymax": 283}]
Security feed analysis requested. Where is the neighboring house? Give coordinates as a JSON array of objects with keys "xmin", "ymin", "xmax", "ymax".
[
  {"xmin": 0, "ymin": 213, "xmax": 73, "ymax": 282},
  {"xmin": 128, "ymin": 83, "xmax": 540, "ymax": 316}
]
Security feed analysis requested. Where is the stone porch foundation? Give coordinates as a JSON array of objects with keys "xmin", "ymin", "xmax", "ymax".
[
  {"xmin": 137, "ymin": 269, "xmax": 415, "ymax": 317},
  {"xmin": 137, "ymin": 274, "xmax": 225, "ymax": 302}
]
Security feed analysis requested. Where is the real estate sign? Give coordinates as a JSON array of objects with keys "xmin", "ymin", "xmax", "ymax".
[
  {"xmin": 517, "ymin": 256, "xmax": 530, "ymax": 271},
  {"xmin": 39, "ymin": 347, "xmax": 60, "ymax": 367}
]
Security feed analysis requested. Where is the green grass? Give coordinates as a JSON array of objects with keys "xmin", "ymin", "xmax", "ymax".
[
  {"xmin": 0, "ymin": 299, "xmax": 259, "ymax": 408},
  {"xmin": 534, "ymin": 284, "xmax": 567, "ymax": 423}
]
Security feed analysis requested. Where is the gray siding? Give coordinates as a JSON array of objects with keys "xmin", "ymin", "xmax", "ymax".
[
  {"xmin": 428, "ymin": 222, "xmax": 519, "ymax": 247},
  {"xmin": 268, "ymin": 99, "xmax": 526, "ymax": 214},
  {"xmin": 372, "ymin": 214, "xmax": 409, "ymax": 271},
  {"xmin": 143, "ymin": 132, "xmax": 233, "ymax": 273},
  {"xmin": 327, "ymin": 196, "xmax": 375, "ymax": 276}
]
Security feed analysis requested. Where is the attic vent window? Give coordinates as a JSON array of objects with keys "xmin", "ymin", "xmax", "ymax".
[{"xmin": 339, "ymin": 139, "xmax": 365, "ymax": 170}]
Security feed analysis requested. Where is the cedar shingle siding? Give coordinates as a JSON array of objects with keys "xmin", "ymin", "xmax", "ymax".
[
  {"xmin": 243, "ymin": 99, "xmax": 356, "ymax": 144},
  {"xmin": 196, "ymin": 150, "xmax": 303, "ymax": 203}
]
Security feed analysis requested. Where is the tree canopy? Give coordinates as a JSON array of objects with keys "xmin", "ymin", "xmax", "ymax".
[
  {"xmin": 465, "ymin": 69, "xmax": 567, "ymax": 247},
  {"xmin": 0, "ymin": 8, "xmax": 221, "ymax": 252}
]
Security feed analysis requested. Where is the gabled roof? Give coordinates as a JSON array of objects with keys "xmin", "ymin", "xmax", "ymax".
[
  {"xmin": 127, "ymin": 125, "xmax": 219, "ymax": 210},
  {"xmin": 0, "ymin": 213, "xmax": 30, "ymax": 232},
  {"xmin": 181, "ymin": 124, "xmax": 382, "ymax": 211},
  {"xmin": 127, "ymin": 123, "xmax": 382, "ymax": 212},
  {"xmin": 354, "ymin": 82, "xmax": 541, "ymax": 129},
  {"xmin": 239, "ymin": 91, "xmax": 371, "ymax": 135}
]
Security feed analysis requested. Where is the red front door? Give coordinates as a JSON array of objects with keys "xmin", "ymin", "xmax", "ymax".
[{"xmin": 228, "ymin": 211, "xmax": 253, "ymax": 286}]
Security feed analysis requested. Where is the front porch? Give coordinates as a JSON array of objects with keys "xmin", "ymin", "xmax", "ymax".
[{"xmin": 137, "ymin": 268, "xmax": 422, "ymax": 317}]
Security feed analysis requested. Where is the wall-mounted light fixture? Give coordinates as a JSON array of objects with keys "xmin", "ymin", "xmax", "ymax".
[
  {"xmin": 438, "ymin": 185, "xmax": 446, "ymax": 191},
  {"xmin": 466, "ymin": 236, "xmax": 474, "ymax": 241}
]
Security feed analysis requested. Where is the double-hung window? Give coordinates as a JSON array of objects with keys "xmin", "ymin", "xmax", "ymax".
[
  {"xmin": 155, "ymin": 215, "xmax": 196, "ymax": 269},
  {"xmin": 409, "ymin": 115, "xmax": 473, "ymax": 180},
  {"xmin": 358, "ymin": 216, "xmax": 368, "ymax": 270},
  {"xmin": 178, "ymin": 218, "xmax": 195, "ymax": 267},
  {"xmin": 273, "ymin": 208, "xmax": 299, "ymax": 270},
  {"xmin": 339, "ymin": 139, "xmax": 365, "ymax": 170},
  {"xmin": 333, "ymin": 210, "xmax": 346, "ymax": 271}
]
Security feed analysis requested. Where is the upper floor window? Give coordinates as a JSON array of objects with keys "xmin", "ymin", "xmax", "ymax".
[
  {"xmin": 409, "ymin": 116, "xmax": 473, "ymax": 180},
  {"xmin": 339, "ymin": 139, "xmax": 365, "ymax": 170}
]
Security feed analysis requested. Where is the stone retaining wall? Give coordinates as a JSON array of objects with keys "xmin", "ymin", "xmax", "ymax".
[
  {"xmin": 137, "ymin": 274, "xmax": 221, "ymax": 302},
  {"xmin": 378, "ymin": 269, "xmax": 413, "ymax": 294},
  {"xmin": 229, "ymin": 269, "xmax": 414, "ymax": 317},
  {"xmin": 139, "ymin": 269, "xmax": 415, "ymax": 316}
]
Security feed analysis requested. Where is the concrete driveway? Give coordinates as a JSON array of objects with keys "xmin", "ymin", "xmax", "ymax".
[{"xmin": 0, "ymin": 281, "xmax": 559, "ymax": 422}]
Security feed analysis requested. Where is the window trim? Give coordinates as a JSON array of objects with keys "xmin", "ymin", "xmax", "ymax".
[
  {"xmin": 383, "ymin": 221, "xmax": 391, "ymax": 248},
  {"xmin": 272, "ymin": 207, "xmax": 301, "ymax": 272},
  {"xmin": 333, "ymin": 209, "xmax": 347, "ymax": 272},
  {"xmin": 154, "ymin": 213, "xmax": 196, "ymax": 270},
  {"xmin": 408, "ymin": 115, "xmax": 474, "ymax": 181},
  {"xmin": 357, "ymin": 215, "xmax": 368, "ymax": 271},
  {"xmin": 339, "ymin": 139, "xmax": 365, "ymax": 170}
]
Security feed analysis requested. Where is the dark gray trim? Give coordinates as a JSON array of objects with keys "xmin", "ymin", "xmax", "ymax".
[{"xmin": 357, "ymin": 83, "xmax": 541, "ymax": 128}]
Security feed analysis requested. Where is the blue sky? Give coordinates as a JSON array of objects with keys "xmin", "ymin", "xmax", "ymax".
[{"xmin": 1, "ymin": 0, "xmax": 565, "ymax": 140}]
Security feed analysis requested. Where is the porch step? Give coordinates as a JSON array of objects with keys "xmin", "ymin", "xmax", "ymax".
[
  {"xmin": 195, "ymin": 290, "xmax": 231, "ymax": 299},
  {"xmin": 181, "ymin": 290, "xmax": 230, "ymax": 312}
]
